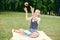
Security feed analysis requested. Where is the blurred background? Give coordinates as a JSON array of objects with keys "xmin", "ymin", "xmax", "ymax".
[{"xmin": 0, "ymin": 0, "xmax": 60, "ymax": 16}]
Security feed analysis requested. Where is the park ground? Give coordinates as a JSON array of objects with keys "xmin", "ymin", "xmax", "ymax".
[{"xmin": 0, "ymin": 12, "xmax": 60, "ymax": 40}]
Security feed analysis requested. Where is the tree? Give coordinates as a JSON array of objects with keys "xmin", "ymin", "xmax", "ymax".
[{"xmin": 0, "ymin": 0, "xmax": 60, "ymax": 16}]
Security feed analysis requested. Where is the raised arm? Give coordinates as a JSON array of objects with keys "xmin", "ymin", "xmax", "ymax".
[
  {"xmin": 30, "ymin": 6, "xmax": 35, "ymax": 16},
  {"xmin": 24, "ymin": 7, "xmax": 31, "ymax": 21}
]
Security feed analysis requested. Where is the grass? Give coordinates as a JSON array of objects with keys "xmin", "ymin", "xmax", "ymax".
[{"xmin": 0, "ymin": 12, "xmax": 60, "ymax": 40}]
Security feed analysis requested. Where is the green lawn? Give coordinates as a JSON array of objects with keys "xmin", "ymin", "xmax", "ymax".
[{"xmin": 0, "ymin": 12, "xmax": 60, "ymax": 40}]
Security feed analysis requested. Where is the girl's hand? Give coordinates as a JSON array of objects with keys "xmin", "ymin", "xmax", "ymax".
[
  {"xmin": 30, "ymin": 6, "xmax": 34, "ymax": 12},
  {"xmin": 24, "ymin": 7, "xmax": 28, "ymax": 13}
]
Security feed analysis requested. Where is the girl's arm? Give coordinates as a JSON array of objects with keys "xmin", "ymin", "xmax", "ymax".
[
  {"xmin": 24, "ymin": 7, "xmax": 31, "ymax": 21},
  {"xmin": 30, "ymin": 6, "xmax": 35, "ymax": 16}
]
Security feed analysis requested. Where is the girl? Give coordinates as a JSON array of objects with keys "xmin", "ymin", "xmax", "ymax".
[{"xmin": 12, "ymin": 6, "xmax": 40, "ymax": 38}]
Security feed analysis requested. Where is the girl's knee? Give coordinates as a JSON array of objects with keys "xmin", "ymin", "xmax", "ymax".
[
  {"xmin": 19, "ymin": 29, "xmax": 24, "ymax": 31},
  {"xmin": 12, "ymin": 29, "xmax": 15, "ymax": 33}
]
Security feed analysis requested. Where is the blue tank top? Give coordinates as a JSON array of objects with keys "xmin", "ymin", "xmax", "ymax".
[{"xmin": 29, "ymin": 18, "xmax": 38, "ymax": 33}]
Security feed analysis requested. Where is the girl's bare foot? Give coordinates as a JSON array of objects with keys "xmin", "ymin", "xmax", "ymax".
[{"xmin": 12, "ymin": 29, "xmax": 24, "ymax": 35}]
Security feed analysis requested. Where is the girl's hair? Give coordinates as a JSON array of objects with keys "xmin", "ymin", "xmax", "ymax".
[
  {"xmin": 35, "ymin": 9, "xmax": 40, "ymax": 17},
  {"xmin": 35, "ymin": 9, "xmax": 40, "ymax": 13}
]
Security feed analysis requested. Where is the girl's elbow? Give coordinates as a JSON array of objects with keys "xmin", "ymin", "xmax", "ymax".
[
  {"xmin": 26, "ymin": 18, "xmax": 30, "ymax": 21},
  {"xmin": 26, "ymin": 18, "xmax": 28, "ymax": 21}
]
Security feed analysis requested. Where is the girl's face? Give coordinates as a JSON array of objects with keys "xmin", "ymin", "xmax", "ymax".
[{"xmin": 35, "ymin": 11, "xmax": 40, "ymax": 17}]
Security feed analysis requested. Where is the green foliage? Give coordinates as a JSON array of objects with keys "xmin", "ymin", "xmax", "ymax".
[{"xmin": 0, "ymin": 0, "xmax": 60, "ymax": 16}]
